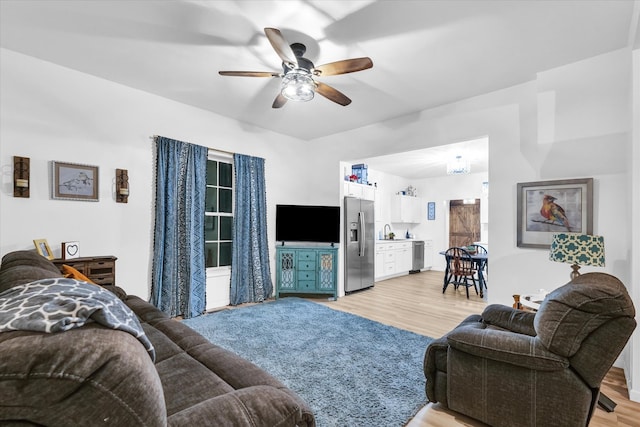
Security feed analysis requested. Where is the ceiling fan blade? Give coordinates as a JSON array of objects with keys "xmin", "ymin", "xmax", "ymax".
[
  {"xmin": 264, "ymin": 27, "xmax": 298, "ymax": 68},
  {"xmin": 315, "ymin": 82, "xmax": 352, "ymax": 106},
  {"xmin": 313, "ymin": 57, "xmax": 373, "ymax": 76},
  {"xmin": 219, "ymin": 71, "xmax": 280, "ymax": 77},
  {"xmin": 272, "ymin": 93, "xmax": 288, "ymax": 109}
]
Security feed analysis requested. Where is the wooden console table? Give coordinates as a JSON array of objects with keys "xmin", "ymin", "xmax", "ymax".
[{"xmin": 52, "ymin": 256, "xmax": 117, "ymax": 286}]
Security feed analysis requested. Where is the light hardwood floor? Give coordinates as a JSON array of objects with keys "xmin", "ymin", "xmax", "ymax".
[{"xmin": 311, "ymin": 270, "xmax": 640, "ymax": 427}]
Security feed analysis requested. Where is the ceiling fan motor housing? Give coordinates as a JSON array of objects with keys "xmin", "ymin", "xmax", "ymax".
[{"xmin": 284, "ymin": 42, "xmax": 314, "ymax": 73}]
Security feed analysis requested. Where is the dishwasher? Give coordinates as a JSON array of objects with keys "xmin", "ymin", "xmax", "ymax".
[{"xmin": 410, "ymin": 240, "xmax": 424, "ymax": 274}]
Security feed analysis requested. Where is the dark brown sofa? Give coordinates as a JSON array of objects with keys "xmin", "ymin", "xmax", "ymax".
[
  {"xmin": 424, "ymin": 272, "xmax": 636, "ymax": 427},
  {"xmin": 0, "ymin": 250, "xmax": 315, "ymax": 426}
]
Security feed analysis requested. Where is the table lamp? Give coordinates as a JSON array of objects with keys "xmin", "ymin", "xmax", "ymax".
[{"xmin": 549, "ymin": 233, "xmax": 605, "ymax": 280}]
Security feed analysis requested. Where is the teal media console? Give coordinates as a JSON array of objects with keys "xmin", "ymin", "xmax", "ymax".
[{"xmin": 275, "ymin": 246, "xmax": 338, "ymax": 300}]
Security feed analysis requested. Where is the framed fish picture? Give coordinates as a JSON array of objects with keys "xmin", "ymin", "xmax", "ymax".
[{"xmin": 516, "ymin": 178, "xmax": 593, "ymax": 248}]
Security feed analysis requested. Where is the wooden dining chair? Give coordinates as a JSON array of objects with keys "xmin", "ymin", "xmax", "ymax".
[
  {"xmin": 443, "ymin": 247, "xmax": 479, "ymax": 298},
  {"xmin": 467, "ymin": 244, "xmax": 488, "ymax": 291}
]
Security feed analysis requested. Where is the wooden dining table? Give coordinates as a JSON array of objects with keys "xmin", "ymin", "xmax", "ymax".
[{"xmin": 439, "ymin": 250, "xmax": 488, "ymax": 297}]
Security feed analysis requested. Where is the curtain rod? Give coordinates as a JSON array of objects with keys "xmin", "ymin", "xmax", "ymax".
[{"xmin": 150, "ymin": 135, "xmax": 236, "ymax": 156}]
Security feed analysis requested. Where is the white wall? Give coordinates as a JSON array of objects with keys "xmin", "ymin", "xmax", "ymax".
[
  {"xmin": 629, "ymin": 45, "xmax": 640, "ymax": 403},
  {"xmin": 0, "ymin": 48, "xmax": 307, "ymax": 299}
]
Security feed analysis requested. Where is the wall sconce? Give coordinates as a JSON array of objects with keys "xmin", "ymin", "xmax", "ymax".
[
  {"xmin": 13, "ymin": 156, "xmax": 30, "ymax": 198},
  {"xmin": 116, "ymin": 168, "xmax": 129, "ymax": 203}
]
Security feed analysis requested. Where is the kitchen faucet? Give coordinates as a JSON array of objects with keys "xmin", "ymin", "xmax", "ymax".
[{"xmin": 384, "ymin": 224, "xmax": 391, "ymax": 239}]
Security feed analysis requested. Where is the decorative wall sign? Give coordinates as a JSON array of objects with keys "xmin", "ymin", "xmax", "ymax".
[
  {"xmin": 51, "ymin": 161, "xmax": 99, "ymax": 202},
  {"xmin": 62, "ymin": 241, "xmax": 80, "ymax": 259},
  {"xmin": 427, "ymin": 202, "xmax": 436, "ymax": 220},
  {"xmin": 516, "ymin": 178, "xmax": 593, "ymax": 248}
]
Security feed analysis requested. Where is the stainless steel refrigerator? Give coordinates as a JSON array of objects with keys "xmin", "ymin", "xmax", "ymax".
[{"xmin": 344, "ymin": 197, "xmax": 375, "ymax": 293}]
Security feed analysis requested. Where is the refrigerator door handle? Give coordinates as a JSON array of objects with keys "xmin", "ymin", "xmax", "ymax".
[{"xmin": 359, "ymin": 211, "xmax": 366, "ymax": 257}]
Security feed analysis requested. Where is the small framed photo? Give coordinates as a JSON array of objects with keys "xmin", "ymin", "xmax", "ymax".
[
  {"xmin": 51, "ymin": 161, "xmax": 99, "ymax": 202},
  {"xmin": 33, "ymin": 239, "xmax": 54, "ymax": 259},
  {"xmin": 516, "ymin": 178, "xmax": 593, "ymax": 248},
  {"xmin": 62, "ymin": 241, "xmax": 81, "ymax": 259}
]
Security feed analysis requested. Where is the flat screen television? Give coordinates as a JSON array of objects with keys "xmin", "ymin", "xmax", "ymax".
[{"xmin": 276, "ymin": 204, "xmax": 340, "ymax": 244}]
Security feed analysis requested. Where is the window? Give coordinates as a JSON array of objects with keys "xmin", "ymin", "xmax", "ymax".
[{"xmin": 205, "ymin": 153, "xmax": 233, "ymax": 268}]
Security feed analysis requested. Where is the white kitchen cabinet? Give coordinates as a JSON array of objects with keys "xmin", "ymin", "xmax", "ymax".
[
  {"xmin": 344, "ymin": 181, "xmax": 375, "ymax": 201},
  {"xmin": 343, "ymin": 181, "xmax": 361, "ymax": 198},
  {"xmin": 424, "ymin": 240, "xmax": 434, "ymax": 269},
  {"xmin": 362, "ymin": 185, "xmax": 376, "ymax": 201},
  {"xmin": 375, "ymin": 243, "xmax": 394, "ymax": 279},
  {"xmin": 375, "ymin": 246, "xmax": 385, "ymax": 279},
  {"xmin": 375, "ymin": 241, "xmax": 413, "ymax": 280},
  {"xmin": 390, "ymin": 195, "xmax": 423, "ymax": 223},
  {"xmin": 397, "ymin": 243, "xmax": 412, "ymax": 272},
  {"xmin": 383, "ymin": 249, "xmax": 396, "ymax": 276}
]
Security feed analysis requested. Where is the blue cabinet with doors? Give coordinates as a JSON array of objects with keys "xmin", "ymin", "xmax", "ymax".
[{"xmin": 275, "ymin": 246, "xmax": 338, "ymax": 300}]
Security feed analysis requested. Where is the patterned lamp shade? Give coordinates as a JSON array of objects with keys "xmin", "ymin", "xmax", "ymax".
[{"xmin": 549, "ymin": 233, "xmax": 605, "ymax": 280}]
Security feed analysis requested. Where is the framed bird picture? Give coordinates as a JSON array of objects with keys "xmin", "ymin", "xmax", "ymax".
[
  {"xmin": 51, "ymin": 161, "xmax": 99, "ymax": 202},
  {"xmin": 516, "ymin": 178, "xmax": 593, "ymax": 248}
]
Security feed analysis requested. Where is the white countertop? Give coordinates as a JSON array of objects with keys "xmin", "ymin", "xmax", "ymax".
[{"xmin": 376, "ymin": 239, "xmax": 423, "ymax": 243}]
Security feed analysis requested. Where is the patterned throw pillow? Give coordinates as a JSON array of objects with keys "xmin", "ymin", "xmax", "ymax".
[{"xmin": 61, "ymin": 264, "xmax": 97, "ymax": 285}]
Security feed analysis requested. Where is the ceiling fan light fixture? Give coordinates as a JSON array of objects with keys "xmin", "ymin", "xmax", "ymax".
[{"xmin": 281, "ymin": 69, "xmax": 315, "ymax": 102}]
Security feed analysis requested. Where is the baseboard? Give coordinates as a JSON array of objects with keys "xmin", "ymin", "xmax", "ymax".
[{"xmin": 624, "ymin": 365, "xmax": 640, "ymax": 403}]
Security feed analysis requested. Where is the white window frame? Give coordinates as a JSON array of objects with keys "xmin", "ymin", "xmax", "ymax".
[{"xmin": 205, "ymin": 150, "xmax": 234, "ymax": 272}]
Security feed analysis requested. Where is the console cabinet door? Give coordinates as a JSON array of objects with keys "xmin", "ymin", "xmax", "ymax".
[
  {"xmin": 317, "ymin": 250, "xmax": 337, "ymax": 292},
  {"xmin": 277, "ymin": 250, "xmax": 296, "ymax": 296}
]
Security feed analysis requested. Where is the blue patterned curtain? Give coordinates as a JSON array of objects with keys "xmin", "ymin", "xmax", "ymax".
[
  {"xmin": 151, "ymin": 136, "xmax": 207, "ymax": 318},
  {"xmin": 230, "ymin": 154, "xmax": 273, "ymax": 305}
]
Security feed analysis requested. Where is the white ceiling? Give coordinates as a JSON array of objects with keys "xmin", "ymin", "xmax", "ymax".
[
  {"xmin": 356, "ymin": 137, "xmax": 489, "ymax": 180},
  {"xmin": 1, "ymin": 0, "xmax": 638, "ymax": 178}
]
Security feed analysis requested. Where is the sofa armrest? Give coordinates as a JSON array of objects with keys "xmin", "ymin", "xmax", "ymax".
[
  {"xmin": 447, "ymin": 327, "xmax": 568, "ymax": 371},
  {"xmin": 481, "ymin": 304, "xmax": 537, "ymax": 336}
]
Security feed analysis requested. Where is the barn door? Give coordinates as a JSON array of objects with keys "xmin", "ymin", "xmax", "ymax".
[{"xmin": 449, "ymin": 199, "xmax": 481, "ymax": 248}]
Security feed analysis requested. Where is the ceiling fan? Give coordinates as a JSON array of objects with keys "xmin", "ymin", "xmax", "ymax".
[{"xmin": 219, "ymin": 28, "xmax": 373, "ymax": 108}]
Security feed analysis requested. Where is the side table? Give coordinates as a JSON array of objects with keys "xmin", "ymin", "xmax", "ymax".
[
  {"xmin": 513, "ymin": 291, "xmax": 548, "ymax": 312},
  {"xmin": 52, "ymin": 256, "xmax": 117, "ymax": 286}
]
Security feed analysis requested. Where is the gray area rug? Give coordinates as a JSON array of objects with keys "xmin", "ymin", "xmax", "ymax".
[{"xmin": 183, "ymin": 297, "xmax": 433, "ymax": 427}]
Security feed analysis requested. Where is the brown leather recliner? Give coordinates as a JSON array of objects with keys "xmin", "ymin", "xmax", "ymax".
[{"xmin": 424, "ymin": 272, "xmax": 636, "ymax": 427}]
